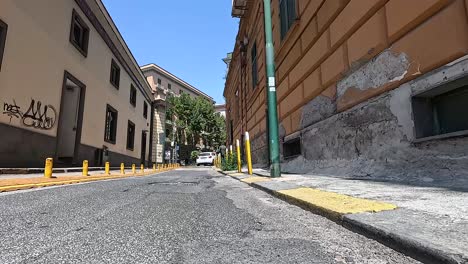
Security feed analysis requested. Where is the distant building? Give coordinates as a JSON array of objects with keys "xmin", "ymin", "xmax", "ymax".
[
  {"xmin": 215, "ymin": 104, "xmax": 226, "ymax": 117},
  {"xmin": 0, "ymin": 0, "xmax": 154, "ymax": 167},
  {"xmin": 225, "ymin": 0, "xmax": 468, "ymax": 181},
  {"xmin": 141, "ymin": 64, "xmax": 214, "ymax": 163}
]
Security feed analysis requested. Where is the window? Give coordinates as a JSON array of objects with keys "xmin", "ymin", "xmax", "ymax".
[
  {"xmin": 279, "ymin": 0, "xmax": 297, "ymax": 40},
  {"xmin": 130, "ymin": 85, "xmax": 137, "ymax": 107},
  {"xmin": 179, "ymin": 90, "xmax": 183, "ymax": 95},
  {"xmin": 283, "ymin": 137, "xmax": 301, "ymax": 159},
  {"xmin": 104, "ymin": 105, "xmax": 118, "ymax": 144},
  {"xmin": 0, "ymin": 19, "xmax": 7, "ymax": 71},
  {"xmin": 157, "ymin": 78, "xmax": 162, "ymax": 85},
  {"xmin": 168, "ymin": 83, "xmax": 172, "ymax": 89},
  {"xmin": 110, "ymin": 59, "xmax": 120, "ymax": 89},
  {"xmin": 412, "ymin": 76, "xmax": 468, "ymax": 140},
  {"xmin": 251, "ymin": 43, "xmax": 258, "ymax": 88},
  {"xmin": 126, "ymin": 121, "xmax": 135, "ymax": 150},
  {"xmin": 69, "ymin": 9, "xmax": 89, "ymax": 57},
  {"xmin": 143, "ymin": 102, "xmax": 148, "ymax": 119}
]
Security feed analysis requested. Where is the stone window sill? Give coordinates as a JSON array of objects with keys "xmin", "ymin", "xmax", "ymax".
[{"xmin": 413, "ymin": 130, "xmax": 468, "ymax": 144}]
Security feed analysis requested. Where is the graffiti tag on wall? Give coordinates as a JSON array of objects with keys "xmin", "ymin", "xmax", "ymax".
[{"xmin": 3, "ymin": 99, "xmax": 57, "ymax": 130}]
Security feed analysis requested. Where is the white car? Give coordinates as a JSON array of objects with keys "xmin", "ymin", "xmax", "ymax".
[{"xmin": 196, "ymin": 152, "xmax": 215, "ymax": 166}]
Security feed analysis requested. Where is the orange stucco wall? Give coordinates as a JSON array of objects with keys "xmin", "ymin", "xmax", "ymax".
[{"xmin": 224, "ymin": 0, "xmax": 468, "ymax": 145}]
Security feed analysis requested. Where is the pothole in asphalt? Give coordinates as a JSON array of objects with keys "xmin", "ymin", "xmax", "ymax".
[{"xmin": 147, "ymin": 181, "xmax": 200, "ymax": 186}]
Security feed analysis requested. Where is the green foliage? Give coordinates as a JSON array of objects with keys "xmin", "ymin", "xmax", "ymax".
[
  {"xmin": 166, "ymin": 94, "xmax": 226, "ymax": 147},
  {"xmin": 221, "ymin": 153, "xmax": 239, "ymax": 171},
  {"xmin": 190, "ymin": 150, "xmax": 200, "ymax": 161}
]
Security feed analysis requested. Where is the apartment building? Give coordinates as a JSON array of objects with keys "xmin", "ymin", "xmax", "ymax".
[
  {"xmin": 0, "ymin": 0, "xmax": 154, "ymax": 167},
  {"xmin": 225, "ymin": 0, "xmax": 468, "ymax": 180},
  {"xmin": 215, "ymin": 104, "xmax": 226, "ymax": 118},
  {"xmin": 141, "ymin": 64, "xmax": 214, "ymax": 163}
]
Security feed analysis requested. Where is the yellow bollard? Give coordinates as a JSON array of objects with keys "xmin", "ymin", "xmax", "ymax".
[
  {"xmin": 153, "ymin": 163, "xmax": 156, "ymax": 171},
  {"xmin": 44, "ymin": 158, "xmax": 54, "ymax": 178},
  {"xmin": 141, "ymin": 164, "xmax": 144, "ymax": 173},
  {"xmin": 105, "ymin": 162, "xmax": 110, "ymax": 175},
  {"xmin": 120, "ymin": 163, "xmax": 125, "ymax": 174},
  {"xmin": 132, "ymin": 164, "xmax": 136, "ymax": 175},
  {"xmin": 236, "ymin": 139, "xmax": 242, "ymax": 173},
  {"xmin": 245, "ymin": 132, "xmax": 253, "ymax": 175},
  {"xmin": 82, "ymin": 160, "xmax": 89, "ymax": 176}
]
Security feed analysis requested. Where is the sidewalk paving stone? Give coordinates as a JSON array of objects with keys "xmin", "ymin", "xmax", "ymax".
[{"xmin": 220, "ymin": 168, "xmax": 468, "ymax": 264}]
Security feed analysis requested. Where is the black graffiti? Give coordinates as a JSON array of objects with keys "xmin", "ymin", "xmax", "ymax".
[
  {"xmin": 21, "ymin": 100, "xmax": 57, "ymax": 130},
  {"xmin": 3, "ymin": 100, "xmax": 23, "ymax": 122},
  {"xmin": 2, "ymin": 99, "xmax": 57, "ymax": 130}
]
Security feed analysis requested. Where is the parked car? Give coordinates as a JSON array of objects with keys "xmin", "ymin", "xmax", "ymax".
[{"xmin": 196, "ymin": 152, "xmax": 215, "ymax": 166}]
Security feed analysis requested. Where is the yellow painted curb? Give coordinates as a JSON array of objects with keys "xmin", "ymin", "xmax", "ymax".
[
  {"xmin": 277, "ymin": 187, "xmax": 397, "ymax": 218},
  {"xmin": 0, "ymin": 169, "xmax": 175, "ymax": 193},
  {"xmin": 241, "ymin": 176, "xmax": 272, "ymax": 183},
  {"xmin": 228, "ymin": 172, "xmax": 245, "ymax": 176}
]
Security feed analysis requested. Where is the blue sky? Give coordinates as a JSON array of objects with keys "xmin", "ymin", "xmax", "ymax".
[{"xmin": 102, "ymin": 0, "xmax": 239, "ymax": 104}]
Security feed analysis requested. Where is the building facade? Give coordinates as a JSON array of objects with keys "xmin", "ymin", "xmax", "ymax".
[
  {"xmin": 141, "ymin": 64, "xmax": 214, "ymax": 164},
  {"xmin": 225, "ymin": 0, "xmax": 468, "ymax": 181},
  {"xmin": 215, "ymin": 104, "xmax": 226, "ymax": 118},
  {"xmin": 0, "ymin": 0, "xmax": 154, "ymax": 167}
]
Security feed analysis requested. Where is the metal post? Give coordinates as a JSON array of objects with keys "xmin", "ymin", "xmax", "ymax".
[
  {"xmin": 82, "ymin": 160, "xmax": 89, "ymax": 176},
  {"xmin": 245, "ymin": 132, "xmax": 253, "ymax": 175},
  {"xmin": 236, "ymin": 139, "xmax": 242, "ymax": 173},
  {"xmin": 105, "ymin": 162, "xmax": 110, "ymax": 175},
  {"xmin": 44, "ymin": 158, "xmax": 54, "ymax": 178},
  {"xmin": 263, "ymin": 0, "xmax": 281, "ymax": 177},
  {"xmin": 120, "ymin": 163, "xmax": 125, "ymax": 174}
]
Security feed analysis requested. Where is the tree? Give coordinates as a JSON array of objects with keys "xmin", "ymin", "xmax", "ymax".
[{"xmin": 166, "ymin": 94, "xmax": 226, "ymax": 150}]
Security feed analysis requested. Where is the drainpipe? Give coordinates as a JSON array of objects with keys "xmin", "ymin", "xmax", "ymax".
[{"xmin": 263, "ymin": 0, "xmax": 281, "ymax": 177}]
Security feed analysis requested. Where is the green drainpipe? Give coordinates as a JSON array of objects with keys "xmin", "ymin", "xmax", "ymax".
[{"xmin": 263, "ymin": 0, "xmax": 281, "ymax": 177}]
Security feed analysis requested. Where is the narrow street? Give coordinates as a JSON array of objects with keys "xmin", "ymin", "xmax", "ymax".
[{"xmin": 0, "ymin": 168, "xmax": 419, "ymax": 264}]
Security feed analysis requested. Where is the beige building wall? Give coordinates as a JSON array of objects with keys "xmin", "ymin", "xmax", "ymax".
[
  {"xmin": 151, "ymin": 105, "xmax": 166, "ymax": 164},
  {"xmin": 0, "ymin": 0, "xmax": 153, "ymax": 167},
  {"xmin": 226, "ymin": 0, "xmax": 468, "ymax": 179},
  {"xmin": 142, "ymin": 64, "xmax": 214, "ymax": 101},
  {"xmin": 142, "ymin": 64, "xmax": 214, "ymax": 163}
]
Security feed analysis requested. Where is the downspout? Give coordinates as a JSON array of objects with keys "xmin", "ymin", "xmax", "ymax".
[{"xmin": 263, "ymin": 0, "xmax": 281, "ymax": 177}]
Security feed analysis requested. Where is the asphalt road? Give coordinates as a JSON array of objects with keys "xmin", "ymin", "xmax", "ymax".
[{"xmin": 0, "ymin": 168, "xmax": 420, "ymax": 264}]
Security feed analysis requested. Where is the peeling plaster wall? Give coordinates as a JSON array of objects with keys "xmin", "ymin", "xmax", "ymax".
[{"xmin": 283, "ymin": 56, "xmax": 468, "ymax": 186}]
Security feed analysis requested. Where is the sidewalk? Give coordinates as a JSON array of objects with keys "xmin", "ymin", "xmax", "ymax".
[
  {"xmin": 0, "ymin": 167, "xmax": 177, "ymax": 192},
  {"xmin": 218, "ymin": 168, "xmax": 468, "ymax": 264}
]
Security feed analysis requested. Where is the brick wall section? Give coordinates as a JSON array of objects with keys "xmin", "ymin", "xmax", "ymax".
[{"xmin": 225, "ymin": 0, "xmax": 468, "ymax": 156}]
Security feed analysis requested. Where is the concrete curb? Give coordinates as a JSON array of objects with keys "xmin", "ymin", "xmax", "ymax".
[
  {"xmin": 342, "ymin": 216, "xmax": 463, "ymax": 264},
  {"xmin": 217, "ymin": 169, "xmax": 463, "ymax": 264},
  {"xmin": 0, "ymin": 169, "xmax": 179, "ymax": 193},
  {"xmin": 0, "ymin": 167, "xmax": 134, "ymax": 175}
]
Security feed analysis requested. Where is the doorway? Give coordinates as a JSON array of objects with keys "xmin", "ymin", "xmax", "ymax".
[
  {"xmin": 141, "ymin": 131, "xmax": 147, "ymax": 165},
  {"xmin": 56, "ymin": 71, "xmax": 85, "ymax": 164}
]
